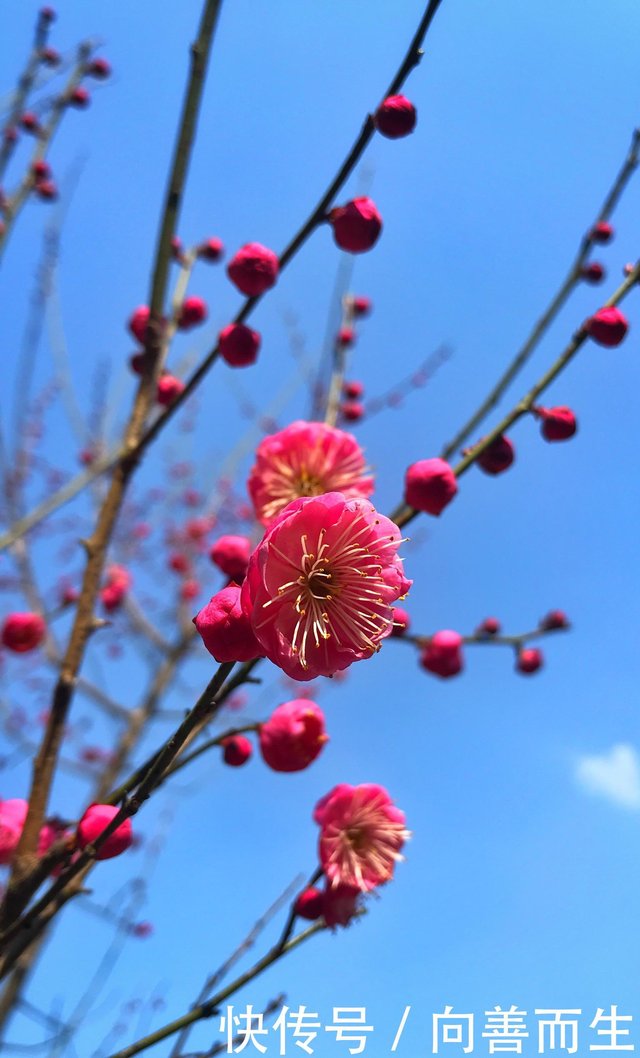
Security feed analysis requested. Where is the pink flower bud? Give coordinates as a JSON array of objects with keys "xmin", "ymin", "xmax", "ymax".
[
  {"xmin": 343, "ymin": 380, "xmax": 364, "ymax": 399},
  {"xmin": 185, "ymin": 516, "xmax": 212, "ymax": 540},
  {"xmin": 374, "ymin": 94, "xmax": 417, "ymax": 139},
  {"xmin": 34, "ymin": 179, "xmax": 57, "ymax": 201},
  {"xmin": 624, "ymin": 263, "xmax": 635, "ymax": 277},
  {"xmin": 294, "ymin": 887, "xmax": 324, "ymax": 920},
  {"xmin": 39, "ymin": 6, "xmax": 56, "ymax": 21},
  {"xmin": 420, "ymin": 630, "xmax": 464, "ymax": 678},
  {"xmin": 40, "ymin": 46, "xmax": 61, "ymax": 67},
  {"xmin": 351, "ymin": 295, "xmax": 372, "ymax": 316},
  {"xmin": 476, "ymin": 616, "xmax": 501, "ymax": 636},
  {"xmin": 156, "ymin": 375, "xmax": 186, "ymax": 406},
  {"xmin": 590, "ymin": 221, "xmax": 614, "ymax": 243},
  {"xmin": 322, "ymin": 883, "xmax": 361, "ymax": 928},
  {"xmin": 210, "ymin": 534, "xmax": 252, "ymax": 580},
  {"xmin": 221, "ymin": 735, "xmax": 252, "ymax": 767},
  {"xmin": 60, "ymin": 584, "xmax": 79, "ymax": 606},
  {"xmin": 128, "ymin": 305, "xmax": 151, "ymax": 344},
  {"xmin": 516, "ymin": 647, "xmax": 543, "ymax": 674},
  {"xmin": 391, "ymin": 606, "xmax": 411, "ymax": 636},
  {"xmin": 539, "ymin": 609, "xmax": 569, "ymax": 631},
  {"xmin": 180, "ymin": 579, "xmax": 200, "ymax": 602},
  {"xmin": 340, "ymin": 400, "xmax": 364, "ymax": 422},
  {"xmin": 68, "ymin": 86, "xmax": 90, "ymax": 109},
  {"xmin": 132, "ymin": 921, "xmax": 153, "ymax": 938},
  {"xmin": 585, "ymin": 306, "xmax": 629, "ymax": 347},
  {"xmin": 337, "ymin": 326, "xmax": 355, "ymax": 347},
  {"xmin": 259, "ymin": 699, "xmax": 328, "ymax": 773},
  {"xmin": 580, "ymin": 262, "xmax": 605, "ymax": 284},
  {"xmin": 168, "ymin": 552, "xmax": 190, "ymax": 575},
  {"xmin": 227, "ymin": 242, "xmax": 279, "ymax": 297},
  {"xmin": 77, "ymin": 804, "xmax": 133, "ymax": 860},
  {"xmin": 177, "ymin": 295, "xmax": 208, "ymax": 330},
  {"xmin": 475, "ymin": 435, "xmax": 515, "ymax": 475},
  {"xmin": 170, "ymin": 235, "xmax": 184, "ymax": 262},
  {"xmin": 100, "ymin": 584, "xmax": 126, "ymax": 612},
  {"xmin": 194, "ymin": 585, "xmax": 262, "ymax": 663},
  {"xmin": 87, "ymin": 57, "xmax": 111, "ymax": 79},
  {"xmin": 32, "ymin": 159, "xmax": 51, "ymax": 180},
  {"xmin": 20, "ymin": 112, "xmax": 39, "ymax": 134},
  {"xmin": 219, "ymin": 323, "xmax": 261, "ymax": 367},
  {"xmin": 0, "ymin": 800, "xmax": 28, "ymax": 865},
  {"xmin": 198, "ymin": 237, "xmax": 224, "ymax": 261},
  {"xmin": 329, "ymin": 197, "xmax": 382, "ymax": 253},
  {"xmin": 2, "ymin": 612, "xmax": 46, "ymax": 653},
  {"xmin": 536, "ymin": 405, "xmax": 577, "ymax": 442},
  {"xmin": 404, "ymin": 458, "xmax": 458, "ymax": 516}
]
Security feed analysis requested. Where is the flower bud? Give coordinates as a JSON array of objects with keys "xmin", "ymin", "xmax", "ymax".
[
  {"xmin": 391, "ymin": 606, "xmax": 411, "ymax": 636},
  {"xmin": 585, "ymin": 306, "xmax": 629, "ymax": 347},
  {"xmin": 259, "ymin": 699, "xmax": 327, "ymax": 773},
  {"xmin": 590, "ymin": 221, "xmax": 614, "ymax": 243},
  {"xmin": 420, "ymin": 630, "xmax": 464, "ymax": 678},
  {"xmin": 536, "ymin": 405, "xmax": 577, "ymax": 442},
  {"xmin": 374, "ymin": 94, "xmax": 417, "ymax": 138},
  {"xmin": 475, "ymin": 435, "xmax": 515, "ymax": 475},
  {"xmin": 294, "ymin": 887, "xmax": 324, "ymax": 920},
  {"xmin": 198, "ymin": 237, "xmax": 224, "ymax": 261},
  {"xmin": 404, "ymin": 458, "xmax": 458, "ymax": 516},
  {"xmin": 219, "ymin": 322, "xmax": 261, "ymax": 367},
  {"xmin": 76, "ymin": 804, "xmax": 133, "ymax": 860},
  {"xmin": 343, "ymin": 380, "xmax": 364, "ymax": 399},
  {"xmin": 20, "ymin": 112, "xmax": 39, "ymax": 134},
  {"xmin": 209, "ymin": 534, "xmax": 252, "ymax": 580},
  {"xmin": 476, "ymin": 616, "xmax": 501, "ymax": 636},
  {"xmin": 340, "ymin": 400, "xmax": 364, "ymax": 422},
  {"xmin": 227, "ymin": 242, "xmax": 279, "ymax": 296},
  {"xmin": 351, "ymin": 295, "xmax": 372, "ymax": 316},
  {"xmin": 329, "ymin": 197, "xmax": 382, "ymax": 253},
  {"xmin": 0, "ymin": 800, "xmax": 28, "ymax": 865},
  {"xmin": 336, "ymin": 326, "xmax": 355, "ymax": 347},
  {"xmin": 2, "ymin": 612, "xmax": 46, "ymax": 653},
  {"xmin": 128, "ymin": 305, "xmax": 151, "ymax": 344},
  {"xmin": 177, "ymin": 295, "xmax": 207, "ymax": 330},
  {"xmin": 539, "ymin": 610, "xmax": 569, "ymax": 631},
  {"xmin": 221, "ymin": 735, "xmax": 252, "ymax": 767},
  {"xmin": 40, "ymin": 46, "xmax": 61, "ymax": 67},
  {"xmin": 68, "ymin": 86, "xmax": 90, "ymax": 108},
  {"xmin": 580, "ymin": 262, "xmax": 605, "ymax": 284},
  {"xmin": 87, "ymin": 57, "xmax": 111, "ymax": 79},
  {"xmin": 180, "ymin": 579, "xmax": 200, "ymax": 602},
  {"xmin": 34, "ymin": 179, "xmax": 57, "ymax": 201},
  {"xmin": 194, "ymin": 585, "xmax": 262, "ymax": 663},
  {"xmin": 168, "ymin": 552, "xmax": 190, "ymax": 575},
  {"xmin": 322, "ymin": 883, "xmax": 361, "ymax": 928},
  {"xmin": 516, "ymin": 647, "xmax": 543, "ymax": 674},
  {"xmin": 32, "ymin": 159, "xmax": 51, "ymax": 180},
  {"xmin": 156, "ymin": 375, "xmax": 185, "ymax": 406}
]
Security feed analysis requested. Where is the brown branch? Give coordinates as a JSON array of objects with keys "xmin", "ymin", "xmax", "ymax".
[{"xmin": 0, "ymin": 11, "xmax": 52, "ymax": 184}]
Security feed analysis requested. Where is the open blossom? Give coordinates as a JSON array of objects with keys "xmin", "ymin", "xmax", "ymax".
[
  {"xmin": 0, "ymin": 799, "xmax": 28, "ymax": 865},
  {"xmin": 247, "ymin": 420, "xmax": 374, "ymax": 527},
  {"xmin": 241, "ymin": 492, "xmax": 411, "ymax": 681},
  {"xmin": 314, "ymin": 784, "xmax": 409, "ymax": 891}
]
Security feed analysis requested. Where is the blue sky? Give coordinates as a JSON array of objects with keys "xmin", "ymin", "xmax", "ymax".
[{"xmin": 1, "ymin": 1, "xmax": 640, "ymax": 1055}]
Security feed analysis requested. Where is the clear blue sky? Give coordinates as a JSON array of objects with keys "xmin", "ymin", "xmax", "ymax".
[{"xmin": 1, "ymin": 1, "xmax": 640, "ymax": 1055}]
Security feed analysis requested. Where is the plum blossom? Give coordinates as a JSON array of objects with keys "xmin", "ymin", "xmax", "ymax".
[
  {"xmin": 247, "ymin": 421, "xmax": 374, "ymax": 527},
  {"xmin": 314, "ymin": 783, "xmax": 409, "ymax": 891},
  {"xmin": 241, "ymin": 492, "xmax": 411, "ymax": 681}
]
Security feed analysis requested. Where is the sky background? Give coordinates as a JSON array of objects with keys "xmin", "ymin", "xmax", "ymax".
[{"xmin": 1, "ymin": 1, "xmax": 640, "ymax": 1055}]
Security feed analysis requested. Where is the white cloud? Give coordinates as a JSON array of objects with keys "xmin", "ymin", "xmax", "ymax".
[{"xmin": 575, "ymin": 743, "xmax": 640, "ymax": 810}]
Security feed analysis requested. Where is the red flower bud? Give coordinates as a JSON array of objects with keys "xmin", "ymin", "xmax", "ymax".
[
  {"xmin": 128, "ymin": 305, "xmax": 151, "ymax": 344},
  {"xmin": 340, "ymin": 400, "xmax": 364, "ymax": 422},
  {"xmin": 420, "ymin": 630, "xmax": 464, "ymax": 679},
  {"xmin": 194, "ymin": 585, "xmax": 262, "ymax": 663},
  {"xmin": 168, "ymin": 552, "xmax": 190, "ymax": 575},
  {"xmin": 343, "ymin": 380, "xmax": 364, "ymax": 399},
  {"xmin": 516, "ymin": 647, "xmax": 543, "ymax": 674},
  {"xmin": 132, "ymin": 921, "xmax": 153, "ymax": 938},
  {"xmin": 475, "ymin": 435, "xmax": 515, "ymax": 475},
  {"xmin": 68, "ymin": 86, "xmax": 90, "ymax": 109},
  {"xmin": 34, "ymin": 179, "xmax": 57, "ymax": 201},
  {"xmin": 3, "ymin": 127, "xmax": 18, "ymax": 145},
  {"xmin": 156, "ymin": 375, "xmax": 185, "ymax": 406},
  {"xmin": 580, "ymin": 262, "xmax": 605, "ymax": 284},
  {"xmin": 198, "ymin": 237, "xmax": 224, "ymax": 261},
  {"xmin": 476, "ymin": 616, "xmax": 501, "ymax": 636},
  {"xmin": 177, "ymin": 295, "xmax": 208, "ymax": 330},
  {"xmin": 539, "ymin": 609, "xmax": 569, "ymax": 631},
  {"xmin": 322, "ymin": 883, "xmax": 361, "ymax": 928},
  {"xmin": 87, "ymin": 57, "xmax": 111, "ymax": 79},
  {"xmin": 351, "ymin": 295, "xmax": 372, "ymax": 316},
  {"xmin": 329, "ymin": 197, "xmax": 382, "ymax": 253},
  {"xmin": 259, "ymin": 699, "xmax": 328, "ymax": 773},
  {"xmin": 76, "ymin": 804, "xmax": 133, "ymax": 860},
  {"xmin": 31, "ymin": 159, "xmax": 51, "ymax": 180},
  {"xmin": 40, "ymin": 46, "xmax": 61, "ymax": 67},
  {"xmin": 2, "ymin": 612, "xmax": 46, "ymax": 653},
  {"xmin": 294, "ymin": 887, "xmax": 324, "ymax": 920},
  {"xmin": 585, "ymin": 306, "xmax": 629, "ymax": 347},
  {"xmin": 374, "ymin": 94, "xmax": 417, "ymax": 139},
  {"xmin": 39, "ymin": 6, "xmax": 56, "ymax": 22},
  {"xmin": 536, "ymin": 405, "xmax": 577, "ymax": 442},
  {"xmin": 404, "ymin": 458, "xmax": 458, "ymax": 516},
  {"xmin": 391, "ymin": 606, "xmax": 411, "ymax": 636},
  {"xmin": 209, "ymin": 534, "xmax": 252, "ymax": 581},
  {"xmin": 170, "ymin": 235, "xmax": 184, "ymax": 262},
  {"xmin": 180, "ymin": 579, "xmax": 200, "ymax": 602},
  {"xmin": 227, "ymin": 242, "xmax": 279, "ymax": 297},
  {"xmin": 590, "ymin": 221, "xmax": 614, "ymax": 243},
  {"xmin": 20, "ymin": 112, "xmax": 40, "ymax": 134},
  {"xmin": 336, "ymin": 327, "xmax": 355, "ymax": 348},
  {"xmin": 221, "ymin": 735, "xmax": 252, "ymax": 767},
  {"xmin": 218, "ymin": 323, "xmax": 261, "ymax": 367}
]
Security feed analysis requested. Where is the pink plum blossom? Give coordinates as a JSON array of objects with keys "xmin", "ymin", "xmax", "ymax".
[
  {"xmin": 314, "ymin": 783, "xmax": 409, "ymax": 891},
  {"xmin": 247, "ymin": 421, "xmax": 374, "ymax": 527},
  {"xmin": 241, "ymin": 492, "xmax": 411, "ymax": 681}
]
